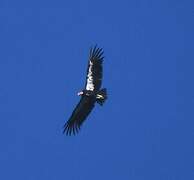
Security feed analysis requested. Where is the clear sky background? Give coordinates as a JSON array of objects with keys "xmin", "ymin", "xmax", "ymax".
[{"xmin": 0, "ymin": 0, "xmax": 193, "ymax": 179}]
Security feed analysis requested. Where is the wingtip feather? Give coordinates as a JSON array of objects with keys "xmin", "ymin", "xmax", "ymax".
[
  {"xmin": 90, "ymin": 45, "xmax": 104, "ymax": 60},
  {"xmin": 63, "ymin": 121, "xmax": 81, "ymax": 136}
]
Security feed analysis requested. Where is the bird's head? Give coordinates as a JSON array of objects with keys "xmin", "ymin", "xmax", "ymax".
[{"xmin": 77, "ymin": 91, "xmax": 84, "ymax": 96}]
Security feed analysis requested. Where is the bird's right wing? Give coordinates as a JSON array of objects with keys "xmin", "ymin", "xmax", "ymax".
[{"xmin": 63, "ymin": 96, "xmax": 95, "ymax": 135}]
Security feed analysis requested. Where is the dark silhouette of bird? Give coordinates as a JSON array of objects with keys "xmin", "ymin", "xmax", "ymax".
[{"xmin": 63, "ymin": 46, "xmax": 107, "ymax": 135}]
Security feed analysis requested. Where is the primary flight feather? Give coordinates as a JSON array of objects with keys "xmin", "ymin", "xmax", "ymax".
[{"xmin": 63, "ymin": 46, "xmax": 107, "ymax": 135}]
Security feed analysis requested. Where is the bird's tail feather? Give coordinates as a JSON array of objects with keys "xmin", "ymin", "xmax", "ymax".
[{"xmin": 96, "ymin": 88, "xmax": 107, "ymax": 106}]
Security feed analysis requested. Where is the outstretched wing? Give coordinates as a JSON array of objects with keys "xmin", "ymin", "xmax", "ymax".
[
  {"xmin": 85, "ymin": 46, "xmax": 104, "ymax": 92},
  {"xmin": 63, "ymin": 96, "xmax": 96, "ymax": 135}
]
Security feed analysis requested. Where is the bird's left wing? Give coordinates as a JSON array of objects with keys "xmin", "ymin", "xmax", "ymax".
[
  {"xmin": 85, "ymin": 46, "xmax": 104, "ymax": 92},
  {"xmin": 63, "ymin": 96, "xmax": 95, "ymax": 135}
]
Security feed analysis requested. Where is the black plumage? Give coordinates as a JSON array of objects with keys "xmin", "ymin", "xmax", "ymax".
[{"xmin": 63, "ymin": 46, "xmax": 107, "ymax": 135}]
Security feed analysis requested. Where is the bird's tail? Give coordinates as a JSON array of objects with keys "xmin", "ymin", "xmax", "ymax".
[{"xmin": 96, "ymin": 88, "xmax": 107, "ymax": 106}]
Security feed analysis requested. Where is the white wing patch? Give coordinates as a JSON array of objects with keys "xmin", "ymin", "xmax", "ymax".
[
  {"xmin": 96, "ymin": 94, "xmax": 104, "ymax": 99},
  {"xmin": 86, "ymin": 61, "xmax": 94, "ymax": 91}
]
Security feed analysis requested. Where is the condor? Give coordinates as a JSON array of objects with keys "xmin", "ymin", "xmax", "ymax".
[{"xmin": 63, "ymin": 46, "xmax": 107, "ymax": 135}]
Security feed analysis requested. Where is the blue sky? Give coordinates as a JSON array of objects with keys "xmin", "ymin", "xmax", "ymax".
[{"xmin": 0, "ymin": 0, "xmax": 193, "ymax": 179}]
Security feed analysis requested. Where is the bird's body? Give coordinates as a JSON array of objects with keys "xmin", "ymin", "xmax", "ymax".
[{"xmin": 63, "ymin": 46, "xmax": 107, "ymax": 135}]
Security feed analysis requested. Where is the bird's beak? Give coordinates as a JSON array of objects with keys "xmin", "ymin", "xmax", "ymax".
[{"xmin": 77, "ymin": 91, "xmax": 83, "ymax": 96}]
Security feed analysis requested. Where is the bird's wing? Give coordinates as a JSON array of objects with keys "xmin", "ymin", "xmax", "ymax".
[
  {"xmin": 85, "ymin": 46, "xmax": 104, "ymax": 91},
  {"xmin": 63, "ymin": 96, "xmax": 96, "ymax": 135}
]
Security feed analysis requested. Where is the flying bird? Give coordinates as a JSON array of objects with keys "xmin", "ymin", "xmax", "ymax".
[{"xmin": 63, "ymin": 46, "xmax": 107, "ymax": 135}]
